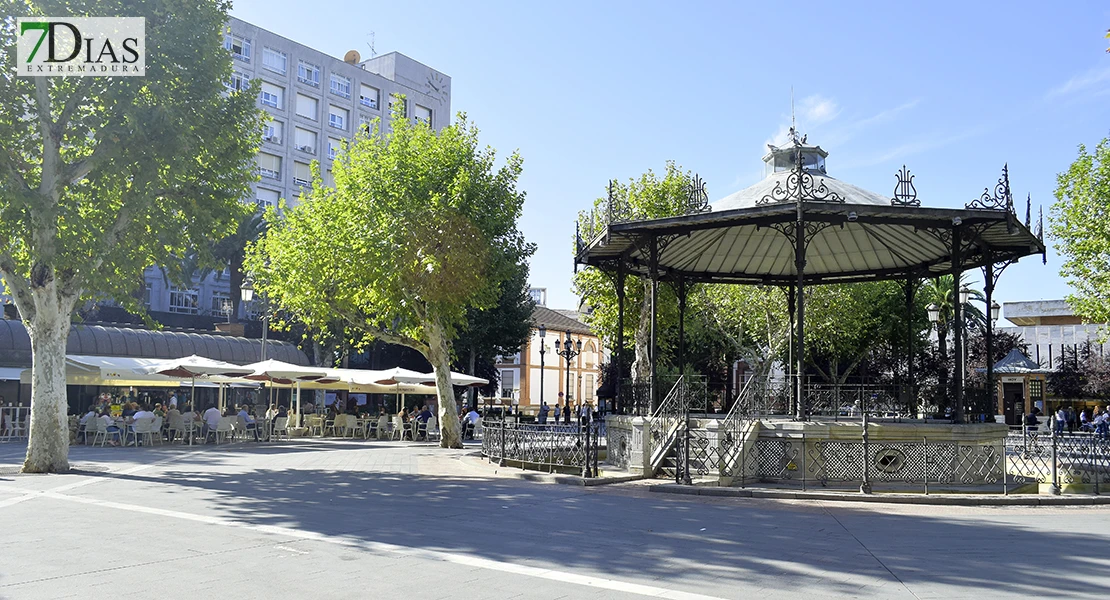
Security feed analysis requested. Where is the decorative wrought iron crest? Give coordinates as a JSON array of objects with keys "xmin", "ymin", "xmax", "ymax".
[
  {"xmin": 967, "ymin": 164, "xmax": 1015, "ymax": 212},
  {"xmin": 757, "ymin": 147, "xmax": 845, "ymax": 206},
  {"xmin": 891, "ymin": 165, "xmax": 920, "ymax": 207},
  {"xmin": 606, "ymin": 179, "xmax": 633, "ymax": 224},
  {"xmin": 684, "ymin": 173, "xmax": 711, "ymax": 214},
  {"xmin": 1025, "ymin": 194, "xmax": 1031, "ymax": 227}
]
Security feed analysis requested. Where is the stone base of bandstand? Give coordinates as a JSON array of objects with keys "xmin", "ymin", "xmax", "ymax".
[{"xmin": 605, "ymin": 415, "xmax": 1030, "ymax": 493}]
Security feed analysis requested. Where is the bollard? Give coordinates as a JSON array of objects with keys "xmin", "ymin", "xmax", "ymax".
[
  {"xmin": 801, "ymin": 432, "xmax": 807, "ymax": 492},
  {"xmin": 1002, "ymin": 435, "xmax": 1009, "ymax": 496},
  {"xmin": 499, "ymin": 418, "xmax": 506, "ymax": 468},
  {"xmin": 1050, "ymin": 429, "xmax": 1060, "ymax": 495},
  {"xmin": 923, "ymin": 436, "xmax": 929, "ymax": 496},
  {"xmin": 860, "ymin": 409, "xmax": 872, "ymax": 495}
]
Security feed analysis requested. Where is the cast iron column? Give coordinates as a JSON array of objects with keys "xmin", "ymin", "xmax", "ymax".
[
  {"xmin": 905, "ymin": 279, "xmax": 916, "ymax": 407},
  {"xmin": 795, "ymin": 201, "xmax": 807, "ymax": 420},
  {"xmin": 677, "ymin": 278, "xmax": 687, "ymax": 375},
  {"xmin": 951, "ymin": 223, "xmax": 966, "ymax": 424},
  {"xmin": 649, "ymin": 236, "xmax": 659, "ymax": 412},
  {"xmin": 615, "ymin": 265, "xmax": 626, "ymax": 414},
  {"xmin": 787, "ymin": 284, "xmax": 796, "ymax": 416},
  {"xmin": 983, "ymin": 251, "xmax": 996, "ymax": 421}
]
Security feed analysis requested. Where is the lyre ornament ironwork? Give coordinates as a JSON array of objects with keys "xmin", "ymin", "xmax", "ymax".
[
  {"xmin": 891, "ymin": 165, "xmax": 920, "ymax": 207},
  {"xmin": 684, "ymin": 173, "xmax": 711, "ymax": 214},
  {"xmin": 967, "ymin": 163, "xmax": 1015, "ymax": 212}
]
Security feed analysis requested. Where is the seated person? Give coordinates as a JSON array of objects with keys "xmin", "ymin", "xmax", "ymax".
[
  {"xmin": 202, "ymin": 404, "xmax": 222, "ymax": 440},
  {"xmin": 237, "ymin": 405, "xmax": 258, "ymax": 440},
  {"xmin": 98, "ymin": 410, "xmax": 121, "ymax": 446},
  {"xmin": 461, "ymin": 407, "xmax": 481, "ymax": 439},
  {"xmin": 414, "ymin": 406, "xmax": 433, "ymax": 440}
]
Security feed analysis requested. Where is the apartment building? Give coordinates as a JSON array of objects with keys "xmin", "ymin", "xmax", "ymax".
[{"xmin": 142, "ymin": 17, "xmax": 452, "ymax": 318}]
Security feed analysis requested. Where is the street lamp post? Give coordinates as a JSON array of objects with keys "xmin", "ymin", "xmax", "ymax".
[
  {"xmin": 240, "ymin": 279, "xmax": 266, "ymax": 361},
  {"xmin": 538, "ymin": 325, "xmax": 546, "ymax": 417},
  {"xmin": 958, "ymin": 285, "xmax": 971, "ymax": 423},
  {"xmin": 554, "ymin": 331, "xmax": 582, "ymax": 417}
]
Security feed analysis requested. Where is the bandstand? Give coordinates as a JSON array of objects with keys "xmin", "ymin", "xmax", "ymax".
[{"xmin": 577, "ymin": 131, "xmax": 1050, "ymax": 491}]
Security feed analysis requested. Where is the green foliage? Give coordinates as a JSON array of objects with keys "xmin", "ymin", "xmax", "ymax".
[
  {"xmin": 1051, "ymin": 139, "xmax": 1110, "ymax": 333},
  {"xmin": 0, "ymin": 0, "xmax": 264, "ymax": 315},
  {"xmin": 453, "ymin": 260, "xmax": 536, "ymax": 377},
  {"xmin": 248, "ymin": 108, "xmax": 529, "ymax": 356},
  {"xmin": 572, "ymin": 161, "xmax": 696, "ymax": 350}
]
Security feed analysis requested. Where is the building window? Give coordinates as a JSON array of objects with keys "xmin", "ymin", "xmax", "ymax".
[
  {"xmin": 262, "ymin": 120, "xmax": 283, "ymax": 144},
  {"xmin": 328, "ymin": 105, "xmax": 348, "ymax": 130},
  {"xmin": 298, "ymin": 61, "xmax": 320, "ymax": 87},
  {"xmin": 296, "ymin": 93, "xmax": 318, "ymax": 120},
  {"xmin": 585, "ymin": 374, "xmax": 595, "ymax": 401},
  {"xmin": 324, "ymin": 168, "xmax": 334, "ymax": 187},
  {"xmin": 1030, "ymin": 379, "xmax": 1044, "ymax": 401},
  {"xmin": 226, "ymin": 71, "xmax": 250, "ymax": 94},
  {"xmin": 330, "ymin": 74, "xmax": 351, "ymax": 98},
  {"xmin": 500, "ymin": 370, "xmax": 516, "ymax": 398},
  {"xmin": 257, "ymin": 153, "xmax": 281, "ymax": 180},
  {"xmin": 414, "ymin": 104, "xmax": 432, "ymax": 126},
  {"xmin": 328, "ymin": 138, "xmax": 342, "ymax": 160},
  {"xmin": 262, "ymin": 47, "xmax": 287, "ymax": 74},
  {"xmin": 294, "ymin": 127, "xmax": 316, "ymax": 153},
  {"xmin": 293, "ymin": 161, "xmax": 312, "ymax": 187},
  {"xmin": 260, "ymin": 82, "xmax": 283, "ymax": 109},
  {"xmin": 224, "ymin": 33, "xmax": 251, "ymax": 61},
  {"xmin": 389, "ymin": 93, "xmax": 406, "ymax": 117},
  {"xmin": 360, "ymin": 84, "xmax": 379, "ymax": 109},
  {"xmin": 168, "ymin": 287, "xmax": 200, "ymax": 314},
  {"xmin": 143, "ymin": 283, "xmax": 152, "ymax": 308},
  {"xmin": 256, "ymin": 187, "xmax": 280, "ymax": 208},
  {"xmin": 210, "ymin": 291, "xmax": 232, "ymax": 315},
  {"xmin": 358, "ymin": 114, "xmax": 375, "ymax": 135}
]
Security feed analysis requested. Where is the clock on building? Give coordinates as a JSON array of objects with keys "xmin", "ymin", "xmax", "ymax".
[{"xmin": 425, "ymin": 72, "xmax": 448, "ymax": 102}]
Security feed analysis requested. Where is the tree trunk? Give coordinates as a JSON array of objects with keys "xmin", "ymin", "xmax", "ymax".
[
  {"xmin": 425, "ymin": 316, "xmax": 463, "ymax": 448},
  {"xmin": 23, "ymin": 302, "xmax": 73, "ymax": 473},
  {"xmin": 312, "ymin": 339, "xmax": 327, "ymax": 412},
  {"xmin": 630, "ymin": 279, "xmax": 651, "ymax": 382},
  {"xmin": 468, "ymin": 344, "xmax": 477, "ymax": 411}
]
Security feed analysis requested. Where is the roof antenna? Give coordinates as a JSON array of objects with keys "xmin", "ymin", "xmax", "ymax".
[
  {"xmin": 366, "ymin": 31, "xmax": 377, "ymax": 58},
  {"xmin": 790, "ymin": 86, "xmax": 795, "ymax": 135}
]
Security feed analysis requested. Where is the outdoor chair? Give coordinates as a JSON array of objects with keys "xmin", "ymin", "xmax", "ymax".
[
  {"xmin": 364, "ymin": 418, "xmax": 377, "ymax": 440},
  {"xmin": 271, "ymin": 416, "xmax": 289, "ymax": 441},
  {"xmin": 127, "ymin": 417, "xmax": 155, "ymax": 447},
  {"xmin": 472, "ymin": 417, "xmax": 483, "ymax": 441},
  {"xmin": 214, "ymin": 416, "xmax": 235, "ymax": 444},
  {"xmin": 390, "ymin": 415, "xmax": 404, "ymax": 440},
  {"xmin": 415, "ymin": 419, "xmax": 427, "ymax": 440},
  {"xmin": 167, "ymin": 413, "xmax": 184, "ymax": 442},
  {"xmin": 376, "ymin": 415, "xmax": 389, "ymax": 440},
  {"xmin": 92, "ymin": 420, "xmax": 121, "ymax": 447},
  {"xmin": 180, "ymin": 419, "xmax": 199, "ymax": 444},
  {"xmin": 425, "ymin": 416, "xmax": 439, "ymax": 442},
  {"xmin": 149, "ymin": 417, "xmax": 164, "ymax": 445},
  {"xmin": 233, "ymin": 416, "xmax": 254, "ymax": 441},
  {"xmin": 81, "ymin": 418, "xmax": 98, "ymax": 445},
  {"xmin": 306, "ymin": 415, "xmax": 324, "ymax": 437}
]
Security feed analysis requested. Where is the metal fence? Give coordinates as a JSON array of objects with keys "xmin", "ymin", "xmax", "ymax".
[
  {"xmin": 732, "ymin": 377, "xmax": 918, "ymax": 420},
  {"xmin": 0, "ymin": 406, "xmax": 30, "ymax": 442},
  {"xmin": 482, "ymin": 419, "xmax": 601, "ymax": 477},
  {"xmin": 724, "ymin": 430, "xmax": 1109, "ymax": 494}
]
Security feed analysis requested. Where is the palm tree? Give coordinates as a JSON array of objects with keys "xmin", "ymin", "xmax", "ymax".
[
  {"xmin": 202, "ymin": 209, "xmax": 268, "ymax": 323},
  {"xmin": 920, "ymin": 273, "xmax": 986, "ymax": 414}
]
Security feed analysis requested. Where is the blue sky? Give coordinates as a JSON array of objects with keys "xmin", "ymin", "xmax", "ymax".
[{"xmin": 232, "ymin": 0, "xmax": 1110, "ymax": 317}]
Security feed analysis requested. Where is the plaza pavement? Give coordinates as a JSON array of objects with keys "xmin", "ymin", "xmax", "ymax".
[{"xmin": 0, "ymin": 438, "xmax": 1108, "ymax": 599}]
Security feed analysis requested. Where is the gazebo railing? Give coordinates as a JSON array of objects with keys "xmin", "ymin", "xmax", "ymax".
[{"xmin": 482, "ymin": 420, "xmax": 600, "ymax": 475}]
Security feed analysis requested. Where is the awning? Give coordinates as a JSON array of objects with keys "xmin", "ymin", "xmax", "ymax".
[
  {"xmin": 19, "ymin": 355, "xmax": 260, "ymax": 388},
  {"xmin": 0, "ymin": 367, "xmax": 24, "ymax": 381}
]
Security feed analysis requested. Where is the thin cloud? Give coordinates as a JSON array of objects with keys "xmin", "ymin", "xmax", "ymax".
[
  {"xmin": 838, "ymin": 125, "xmax": 990, "ymax": 170},
  {"xmin": 800, "ymin": 94, "xmax": 840, "ymax": 124},
  {"xmin": 1046, "ymin": 65, "xmax": 1110, "ymax": 99}
]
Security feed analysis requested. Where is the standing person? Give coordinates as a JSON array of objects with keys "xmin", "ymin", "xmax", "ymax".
[
  {"xmin": 168, "ymin": 392, "xmax": 178, "ymax": 409},
  {"xmin": 1065, "ymin": 406, "xmax": 1077, "ymax": 434},
  {"xmin": 1054, "ymin": 406, "xmax": 1067, "ymax": 436},
  {"xmin": 538, "ymin": 401, "xmax": 549, "ymax": 425},
  {"xmin": 553, "ymin": 401, "xmax": 561, "ymax": 424},
  {"xmin": 1024, "ymin": 407, "xmax": 1040, "ymax": 434}
]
